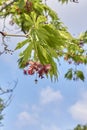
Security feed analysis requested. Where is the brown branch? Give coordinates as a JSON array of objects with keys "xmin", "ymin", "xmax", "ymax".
[
  {"xmin": 0, "ymin": 0, "xmax": 17, "ymax": 12},
  {"xmin": 0, "ymin": 31, "xmax": 29, "ymax": 38}
]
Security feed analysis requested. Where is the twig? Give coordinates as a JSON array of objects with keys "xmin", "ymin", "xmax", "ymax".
[
  {"xmin": 0, "ymin": 31, "xmax": 28, "ymax": 38},
  {"xmin": 0, "ymin": 79, "xmax": 18, "ymax": 95}
]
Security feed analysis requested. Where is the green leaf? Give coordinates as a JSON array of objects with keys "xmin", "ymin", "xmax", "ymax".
[
  {"xmin": 36, "ymin": 15, "xmax": 47, "ymax": 25},
  {"xmin": 36, "ymin": 42, "xmax": 58, "ymax": 80},
  {"xmin": 18, "ymin": 42, "xmax": 33, "ymax": 68},
  {"xmin": 65, "ymin": 69, "xmax": 73, "ymax": 80},
  {"xmin": 15, "ymin": 39, "xmax": 29, "ymax": 50},
  {"xmin": 24, "ymin": 13, "xmax": 33, "ymax": 24},
  {"xmin": 34, "ymin": 2, "xmax": 45, "ymax": 15},
  {"xmin": 46, "ymin": 46, "xmax": 58, "ymax": 58},
  {"xmin": 58, "ymin": 30, "xmax": 73, "ymax": 40},
  {"xmin": 36, "ymin": 43, "xmax": 49, "ymax": 64},
  {"xmin": 31, "ymin": 11, "xmax": 37, "ymax": 23},
  {"xmin": 76, "ymin": 70, "xmax": 85, "ymax": 81},
  {"xmin": 18, "ymin": 0, "xmax": 25, "ymax": 9},
  {"xmin": 46, "ymin": 7, "xmax": 58, "ymax": 20},
  {"xmin": 36, "ymin": 25, "xmax": 66, "ymax": 50}
]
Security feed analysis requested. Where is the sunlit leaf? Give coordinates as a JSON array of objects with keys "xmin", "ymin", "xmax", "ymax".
[
  {"xmin": 18, "ymin": 42, "xmax": 33, "ymax": 68},
  {"xmin": 15, "ymin": 39, "xmax": 29, "ymax": 50},
  {"xmin": 36, "ymin": 15, "xmax": 47, "ymax": 25},
  {"xmin": 65, "ymin": 69, "xmax": 73, "ymax": 80},
  {"xmin": 76, "ymin": 70, "xmax": 85, "ymax": 81}
]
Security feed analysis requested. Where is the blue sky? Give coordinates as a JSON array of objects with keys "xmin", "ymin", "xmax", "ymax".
[{"xmin": 0, "ymin": 0, "xmax": 87, "ymax": 130}]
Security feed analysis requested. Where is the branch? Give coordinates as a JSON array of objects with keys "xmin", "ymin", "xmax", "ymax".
[
  {"xmin": 0, "ymin": 31, "xmax": 28, "ymax": 38},
  {"xmin": 0, "ymin": 0, "xmax": 17, "ymax": 12},
  {"xmin": 0, "ymin": 79, "xmax": 18, "ymax": 95},
  {"xmin": 70, "ymin": 0, "xmax": 79, "ymax": 3}
]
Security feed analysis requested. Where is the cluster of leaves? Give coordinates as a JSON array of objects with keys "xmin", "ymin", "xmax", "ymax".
[
  {"xmin": 63, "ymin": 31, "xmax": 87, "ymax": 81},
  {"xmin": 65, "ymin": 69, "xmax": 85, "ymax": 81},
  {"xmin": 0, "ymin": 0, "xmax": 87, "ymax": 81},
  {"xmin": 74, "ymin": 124, "xmax": 87, "ymax": 130},
  {"xmin": 9, "ymin": 0, "xmax": 73, "ymax": 81}
]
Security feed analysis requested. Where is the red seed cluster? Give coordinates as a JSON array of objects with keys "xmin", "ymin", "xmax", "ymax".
[
  {"xmin": 25, "ymin": 0, "xmax": 33, "ymax": 12},
  {"xmin": 23, "ymin": 61, "xmax": 51, "ymax": 79}
]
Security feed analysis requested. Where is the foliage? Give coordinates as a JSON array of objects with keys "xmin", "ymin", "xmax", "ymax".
[
  {"xmin": 58, "ymin": 0, "xmax": 79, "ymax": 3},
  {"xmin": 74, "ymin": 124, "xmax": 87, "ymax": 130},
  {"xmin": 0, "ymin": 98, "xmax": 4, "ymax": 126},
  {"xmin": 0, "ymin": 0, "xmax": 87, "ymax": 81},
  {"xmin": 65, "ymin": 69, "xmax": 85, "ymax": 81},
  {"xmin": 0, "ymin": 81, "xmax": 17, "ymax": 126}
]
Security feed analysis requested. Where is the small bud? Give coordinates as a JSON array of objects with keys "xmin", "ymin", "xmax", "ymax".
[
  {"xmin": 23, "ymin": 69, "xmax": 27, "ymax": 75},
  {"xmin": 34, "ymin": 79, "xmax": 38, "ymax": 84}
]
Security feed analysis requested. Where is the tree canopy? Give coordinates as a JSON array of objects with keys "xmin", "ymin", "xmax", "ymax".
[
  {"xmin": 74, "ymin": 124, "xmax": 87, "ymax": 130},
  {"xmin": 0, "ymin": 0, "xmax": 87, "ymax": 82}
]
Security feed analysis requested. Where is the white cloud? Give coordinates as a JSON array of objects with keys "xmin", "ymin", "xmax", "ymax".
[
  {"xmin": 40, "ymin": 87, "xmax": 63, "ymax": 105},
  {"xmin": 16, "ymin": 111, "xmax": 38, "ymax": 127},
  {"xmin": 69, "ymin": 91, "xmax": 87, "ymax": 123},
  {"xmin": 31, "ymin": 104, "xmax": 42, "ymax": 112},
  {"xmin": 41, "ymin": 124, "xmax": 60, "ymax": 130},
  {"xmin": 15, "ymin": 87, "xmax": 63, "ymax": 128}
]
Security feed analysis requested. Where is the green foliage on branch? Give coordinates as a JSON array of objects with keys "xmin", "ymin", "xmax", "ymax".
[
  {"xmin": 0, "ymin": 98, "xmax": 4, "ymax": 126},
  {"xmin": 65, "ymin": 69, "xmax": 85, "ymax": 81},
  {"xmin": 74, "ymin": 124, "xmax": 87, "ymax": 130}
]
